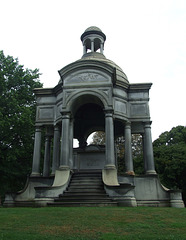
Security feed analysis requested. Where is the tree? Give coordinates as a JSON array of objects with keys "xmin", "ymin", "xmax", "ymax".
[
  {"xmin": 153, "ymin": 126, "xmax": 186, "ymax": 203},
  {"xmin": 0, "ymin": 50, "xmax": 42, "ymax": 199},
  {"xmin": 91, "ymin": 131, "xmax": 105, "ymax": 145}
]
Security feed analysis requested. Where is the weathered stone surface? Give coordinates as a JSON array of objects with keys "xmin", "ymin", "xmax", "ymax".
[{"xmin": 4, "ymin": 27, "xmax": 184, "ymax": 208}]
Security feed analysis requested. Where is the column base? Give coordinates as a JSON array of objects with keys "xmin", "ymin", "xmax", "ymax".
[
  {"xmin": 59, "ymin": 165, "xmax": 70, "ymax": 171},
  {"xmin": 30, "ymin": 172, "xmax": 41, "ymax": 177},
  {"xmin": 104, "ymin": 164, "xmax": 116, "ymax": 170},
  {"xmin": 145, "ymin": 170, "xmax": 157, "ymax": 175},
  {"xmin": 125, "ymin": 171, "xmax": 135, "ymax": 176}
]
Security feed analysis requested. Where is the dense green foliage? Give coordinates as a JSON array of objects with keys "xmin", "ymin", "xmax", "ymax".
[
  {"xmin": 0, "ymin": 207, "xmax": 186, "ymax": 239},
  {"xmin": 153, "ymin": 126, "xmax": 186, "ymax": 202},
  {"xmin": 0, "ymin": 51, "xmax": 42, "ymax": 199}
]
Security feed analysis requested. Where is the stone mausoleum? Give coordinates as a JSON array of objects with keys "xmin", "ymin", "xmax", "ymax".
[{"xmin": 4, "ymin": 27, "xmax": 184, "ymax": 207}]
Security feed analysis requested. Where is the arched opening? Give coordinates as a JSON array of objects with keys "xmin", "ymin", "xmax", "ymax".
[
  {"xmin": 70, "ymin": 93, "xmax": 106, "ymax": 149},
  {"xmin": 74, "ymin": 103, "xmax": 105, "ymax": 148},
  {"xmin": 71, "ymin": 93, "xmax": 105, "ymax": 117},
  {"xmin": 84, "ymin": 39, "xmax": 91, "ymax": 53},
  {"xmin": 94, "ymin": 38, "xmax": 102, "ymax": 52}
]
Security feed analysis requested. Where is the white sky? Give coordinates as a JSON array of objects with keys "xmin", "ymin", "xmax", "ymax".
[{"xmin": 1, "ymin": 0, "xmax": 186, "ymax": 141}]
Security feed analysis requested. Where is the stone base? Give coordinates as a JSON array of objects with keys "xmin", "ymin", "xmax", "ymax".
[
  {"xmin": 3, "ymin": 171, "xmax": 185, "ymax": 208},
  {"xmin": 117, "ymin": 174, "xmax": 185, "ymax": 208},
  {"xmin": 117, "ymin": 197, "xmax": 137, "ymax": 207}
]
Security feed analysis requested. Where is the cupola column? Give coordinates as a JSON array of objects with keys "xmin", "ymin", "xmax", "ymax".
[
  {"xmin": 104, "ymin": 109, "xmax": 116, "ymax": 169},
  {"xmin": 83, "ymin": 44, "xmax": 86, "ymax": 55},
  {"xmin": 91, "ymin": 40, "xmax": 94, "ymax": 52},
  {"xmin": 60, "ymin": 111, "xmax": 71, "ymax": 169},
  {"xmin": 51, "ymin": 125, "xmax": 60, "ymax": 175},
  {"xmin": 31, "ymin": 127, "xmax": 42, "ymax": 176},
  {"xmin": 100, "ymin": 42, "xmax": 104, "ymax": 54},
  {"xmin": 124, "ymin": 122, "xmax": 134, "ymax": 175},
  {"xmin": 143, "ymin": 122, "xmax": 156, "ymax": 175}
]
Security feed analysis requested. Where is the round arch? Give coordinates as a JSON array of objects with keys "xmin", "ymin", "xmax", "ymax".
[{"xmin": 66, "ymin": 90, "xmax": 109, "ymax": 116}]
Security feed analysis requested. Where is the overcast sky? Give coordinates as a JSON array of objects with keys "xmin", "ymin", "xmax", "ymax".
[{"xmin": 1, "ymin": 0, "xmax": 186, "ymax": 141}]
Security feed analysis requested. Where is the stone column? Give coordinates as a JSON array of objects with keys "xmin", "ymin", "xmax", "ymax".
[
  {"xmin": 31, "ymin": 127, "xmax": 42, "ymax": 176},
  {"xmin": 51, "ymin": 125, "xmax": 60, "ymax": 175},
  {"xmin": 104, "ymin": 109, "xmax": 116, "ymax": 169},
  {"xmin": 100, "ymin": 42, "xmax": 104, "ymax": 54},
  {"xmin": 60, "ymin": 112, "xmax": 71, "ymax": 169},
  {"xmin": 69, "ymin": 119, "xmax": 74, "ymax": 169},
  {"xmin": 43, "ymin": 134, "xmax": 51, "ymax": 177},
  {"xmin": 143, "ymin": 122, "xmax": 156, "ymax": 175},
  {"xmin": 91, "ymin": 40, "xmax": 94, "ymax": 52},
  {"xmin": 83, "ymin": 44, "xmax": 86, "ymax": 55},
  {"xmin": 124, "ymin": 122, "xmax": 134, "ymax": 175},
  {"xmin": 142, "ymin": 134, "xmax": 147, "ymax": 172}
]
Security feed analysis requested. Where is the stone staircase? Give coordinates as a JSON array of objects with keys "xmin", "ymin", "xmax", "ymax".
[{"xmin": 48, "ymin": 171, "xmax": 117, "ymax": 207}]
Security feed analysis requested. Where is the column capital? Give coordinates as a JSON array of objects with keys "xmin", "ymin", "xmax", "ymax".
[
  {"xmin": 54, "ymin": 125, "xmax": 60, "ymax": 131},
  {"xmin": 125, "ymin": 121, "xmax": 131, "ymax": 128},
  {"xmin": 104, "ymin": 108, "xmax": 114, "ymax": 117},
  {"xmin": 60, "ymin": 111, "xmax": 71, "ymax": 119},
  {"xmin": 143, "ymin": 121, "xmax": 152, "ymax": 128},
  {"xmin": 35, "ymin": 126, "xmax": 42, "ymax": 132},
  {"xmin": 45, "ymin": 135, "xmax": 51, "ymax": 140}
]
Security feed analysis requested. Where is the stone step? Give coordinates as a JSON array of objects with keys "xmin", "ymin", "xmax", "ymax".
[
  {"xmin": 65, "ymin": 190, "xmax": 105, "ymax": 194},
  {"xmin": 70, "ymin": 178, "xmax": 102, "ymax": 182},
  {"xmin": 48, "ymin": 202, "xmax": 118, "ymax": 207},
  {"xmin": 57, "ymin": 194, "xmax": 110, "ymax": 200},
  {"xmin": 72, "ymin": 174, "xmax": 102, "ymax": 178},
  {"xmin": 70, "ymin": 179, "xmax": 102, "ymax": 183},
  {"xmin": 70, "ymin": 181, "xmax": 102, "ymax": 185},
  {"xmin": 47, "ymin": 171, "xmax": 115, "ymax": 207},
  {"xmin": 60, "ymin": 192, "xmax": 107, "ymax": 197},
  {"xmin": 68, "ymin": 183, "xmax": 104, "ymax": 188},
  {"xmin": 54, "ymin": 198, "xmax": 112, "ymax": 202}
]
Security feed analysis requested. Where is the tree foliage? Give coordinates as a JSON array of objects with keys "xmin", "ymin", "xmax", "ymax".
[
  {"xmin": 153, "ymin": 126, "xmax": 186, "ymax": 198},
  {"xmin": 91, "ymin": 131, "xmax": 105, "ymax": 145},
  {"xmin": 0, "ymin": 50, "xmax": 42, "ymax": 199}
]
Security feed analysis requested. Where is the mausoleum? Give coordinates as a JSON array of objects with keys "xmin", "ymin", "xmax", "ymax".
[{"xmin": 4, "ymin": 27, "xmax": 184, "ymax": 207}]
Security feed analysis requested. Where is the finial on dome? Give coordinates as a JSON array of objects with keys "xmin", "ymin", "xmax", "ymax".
[{"xmin": 81, "ymin": 26, "xmax": 106, "ymax": 55}]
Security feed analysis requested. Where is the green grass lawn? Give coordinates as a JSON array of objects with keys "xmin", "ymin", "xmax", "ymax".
[{"xmin": 0, "ymin": 207, "xmax": 186, "ymax": 240}]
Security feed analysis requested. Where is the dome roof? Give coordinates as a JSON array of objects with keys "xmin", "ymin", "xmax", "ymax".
[
  {"xmin": 81, "ymin": 26, "xmax": 106, "ymax": 41},
  {"xmin": 79, "ymin": 52, "xmax": 129, "ymax": 84},
  {"xmin": 84, "ymin": 26, "xmax": 103, "ymax": 32}
]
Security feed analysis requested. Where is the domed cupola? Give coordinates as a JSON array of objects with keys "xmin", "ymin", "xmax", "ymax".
[
  {"xmin": 79, "ymin": 26, "xmax": 129, "ymax": 86},
  {"xmin": 81, "ymin": 26, "xmax": 106, "ymax": 55},
  {"xmin": 59, "ymin": 26, "xmax": 129, "ymax": 87}
]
